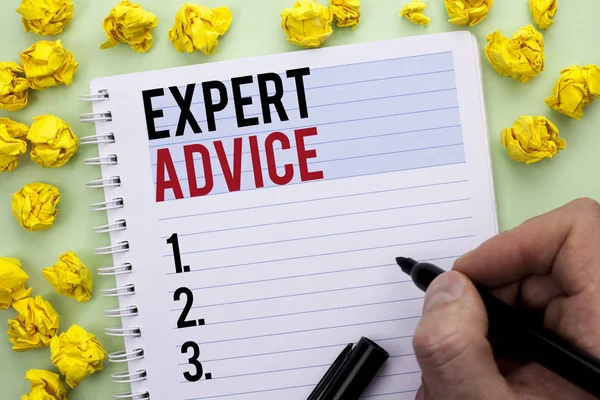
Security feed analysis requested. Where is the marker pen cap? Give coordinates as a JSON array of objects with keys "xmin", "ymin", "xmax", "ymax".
[{"xmin": 321, "ymin": 337, "xmax": 390, "ymax": 400}]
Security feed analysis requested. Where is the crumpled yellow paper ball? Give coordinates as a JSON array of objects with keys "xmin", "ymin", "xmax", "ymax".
[
  {"xmin": 20, "ymin": 40, "xmax": 79, "ymax": 90},
  {"xmin": 0, "ymin": 117, "xmax": 30, "ymax": 137},
  {"xmin": 168, "ymin": 3, "xmax": 232, "ymax": 55},
  {"xmin": 501, "ymin": 116, "xmax": 565, "ymax": 164},
  {"xmin": 485, "ymin": 25, "xmax": 544, "ymax": 83},
  {"xmin": 0, "ymin": 258, "xmax": 32, "ymax": 310},
  {"xmin": 281, "ymin": 0, "xmax": 333, "ymax": 49},
  {"xmin": 545, "ymin": 65, "xmax": 600, "ymax": 120},
  {"xmin": 12, "ymin": 182, "xmax": 60, "ymax": 232},
  {"xmin": 0, "ymin": 125, "xmax": 27, "ymax": 172},
  {"xmin": 0, "ymin": 62, "xmax": 29, "ymax": 111},
  {"xmin": 17, "ymin": 0, "xmax": 74, "ymax": 36},
  {"xmin": 400, "ymin": 1, "xmax": 430, "ymax": 26},
  {"xmin": 444, "ymin": 0, "xmax": 493, "ymax": 26},
  {"xmin": 43, "ymin": 251, "xmax": 92, "ymax": 302},
  {"xmin": 7, "ymin": 296, "xmax": 60, "ymax": 351},
  {"xmin": 530, "ymin": 0, "xmax": 557, "ymax": 30},
  {"xmin": 330, "ymin": 0, "xmax": 360, "ymax": 28},
  {"xmin": 50, "ymin": 325, "xmax": 106, "ymax": 388},
  {"xmin": 0, "ymin": 118, "xmax": 29, "ymax": 172},
  {"xmin": 101, "ymin": 0, "xmax": 158, "ymax": 53},
  {"xmin": 27, "ymin": 115, "xmax": 78, "ymax": 168},
  {"xmin": 21, "ymin": 369, "xmax": 68, "ymax": 400}
]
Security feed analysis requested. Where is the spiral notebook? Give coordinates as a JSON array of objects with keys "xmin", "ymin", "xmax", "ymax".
[{"xmin": 80, "ymin": 31, "xmax": 497, "ymax": 400}]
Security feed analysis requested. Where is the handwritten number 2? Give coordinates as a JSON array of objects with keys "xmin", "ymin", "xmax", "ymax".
[
  {"xmin": 182, "ymin": 341, "xmax": 204, "ymax": 382},
  {"xmin": 174, "ymin": 287, "xmax": 197, "ymax": 329}
]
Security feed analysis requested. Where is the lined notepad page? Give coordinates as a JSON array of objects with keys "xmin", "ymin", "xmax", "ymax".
[{"xmin": 92, "ymin": 32, "xmax": 497, "ymax": 399}]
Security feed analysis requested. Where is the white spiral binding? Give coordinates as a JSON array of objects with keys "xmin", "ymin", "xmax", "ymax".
[
  {"xmin": 80, "ymin": 133, "xmax": 115, "ymax": 145},
  {"xmin": 105, "ymin": 305, "xmax": 138, "ymax": 318},
  {"xmin": 100, "ymin": 283, "xmax": 135, "ymax": 296},
  {"xmin": 79, "ymin": 89, "xmax": 109, "ymax": 102},
  {"xmin": 89, "ymin": 198, "xmax": 124, "ymax": 212},
  {"xmin": 94, "ymin": 220, "xmax": 127, "ymax": 234},
  {"xmin": 108, "ymin": 349, "xmax": 145, "ymax": 363},
  {"xmin": 86, "ymin": 177, "xmax": 121, "ymax": 189},
  {"xmin": 80, "ymin": 111, "xmax": 112, "ymax": 123},
  {"xmin": 82, "ymin": 90, "xmax": 149, "ymax": 399},
  {"xmin": 105, "ymin": 327, "xmax": 142, "ymax": 338},
  {"xmin": 95, "ymin": 242, "xmax": 130, "ymax": 255},
  {"xmin": 112, "ymin": 392, "xmax": 150, "ymax": 400},
  {"xmin": 111, "ymin": 370, "xmax": 147, "ymax": 384},
  {"xmin": 97, "ymin": 262, "xmax": 132, "ymax": 276},
  {"xmin": 84, "ymin": 154, "xmax": 118, "ymax": 166}
]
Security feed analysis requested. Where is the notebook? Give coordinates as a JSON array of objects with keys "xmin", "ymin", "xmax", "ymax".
[{"xmin": 80, "ymin": 31, "xmax": 498, "ymax": 400}]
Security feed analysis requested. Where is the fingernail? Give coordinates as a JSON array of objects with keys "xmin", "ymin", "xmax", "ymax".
[
  {"xmin": 415, "ymin": 385, "xmax": 425, "ymax": 400},
  {"xmin": 454, "ymin": 250, "xmax": 474, "ymax": 266},
  {"xmin": 423, "ymin": 271, "xmax": 465, "ymax": 312}
]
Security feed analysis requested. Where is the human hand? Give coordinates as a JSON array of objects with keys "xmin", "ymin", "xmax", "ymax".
[{"xmin": 412, "ymin": 198, "xmax": 600, "ymax": 400}]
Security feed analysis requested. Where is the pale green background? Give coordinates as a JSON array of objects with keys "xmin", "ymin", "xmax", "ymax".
[{"xmin": 0, "ymin": 0, "xmax": 599, "ymax": 399}]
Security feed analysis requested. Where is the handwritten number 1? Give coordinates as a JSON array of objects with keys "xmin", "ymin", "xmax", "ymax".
[{"xmin": 167, "ymin": 233, "xmax": 190, "ymax": 273}]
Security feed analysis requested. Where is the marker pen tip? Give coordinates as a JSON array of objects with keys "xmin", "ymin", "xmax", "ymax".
[{"xmin": 395, "ymin": 257, "xmax": 417, "ymax": 274}]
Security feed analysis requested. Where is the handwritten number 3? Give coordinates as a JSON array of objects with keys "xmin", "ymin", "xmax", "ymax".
[{"xmin": 182, "ymin": 341, "xmax": 204, "ymax": 382}]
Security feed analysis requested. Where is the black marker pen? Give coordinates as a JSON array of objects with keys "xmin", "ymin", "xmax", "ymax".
[{"xmin": 397, "ymin": 257, "xmax": 600, "ymax": 398}]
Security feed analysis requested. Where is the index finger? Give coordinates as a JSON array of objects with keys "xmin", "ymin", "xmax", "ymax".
[{"xmin": 453, "ymin": 198, "xmax": 600, "ymax": 296}]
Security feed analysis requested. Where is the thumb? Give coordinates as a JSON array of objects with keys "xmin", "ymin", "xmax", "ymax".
[{"xmin": 412, "ymin": 271, "xmax": 514, "ymax": 400}]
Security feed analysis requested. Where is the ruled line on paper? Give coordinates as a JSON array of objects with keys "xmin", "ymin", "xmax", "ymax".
[
  {"xmin": 152, "ymin": 124, "xmax": 463, "ymax": 166},
  {"xmin": 389, "ymin": 353, "xmax": 417, "ymax": 359},
  {"xmin": 156, "ymin": 87, "xmax": 457, "ymax": 129},
  {"xmin": 310, "ymin": 50, "xmax": 451, "ymax": 70},
  {"xmin": 177, "ymin": 351, "xmax": 418, "ymax": 375},
  {"xmin": 172, "ymin": 263, "xmax": 394, "ymax": 285},
  {"xmin": 165, "ymin": 198, "xmax": 470, "ymax": 238},
  {"xmin": 183, "ymin": 383, "xmax": 317, "ymax": 400},
  {"xmin": 171, "ymin": 297, "xmax": 424, "ymax": 324},
  {"xmin": 194, "ymin": 351, "xmax": 419, "ymax": 367},
  {"xmin": 184, "ymin": 281, "xmax": 411, "ymax": 310},
  {"xmin": 159, "ymin": 180, "xmax": 468, "ymax": 221},
  {"xmin": 305, "ymin": 71, "xmax": 453, "ymax": 91},
  {"xmin": 166, "ymin": 60, "xmax": 454, "ymax": 107},
  {"xmin": 166, "ymin": 234, "xmax": 474, "ymax": 273},
  {"xmin": 168, "ymin": 143, "xmax": 465, "ymax": 184},
  {"xmin": 363, "ymin": 389, "xmax": 420, "ymax": 398},
  {"xmin": 376, "ymin": 371, "xmax": 422, "ymax": 379},
  {"xmin": 176, "ymin": 315, "xmax": 421, "ymax": 347},
  {"xmin": 148, "ymin": 106, "xmax": 460, "ymax": 148},
  {"xmin": 181, "ymin": 384, "xmax": 420, "ymax": 399},
  {"xmin": 166, "ymin": 216, "xmax": 473, "ymax": 256},
  {"xmin": 173, "ymin": 50, "xmax": 453, "ymax": 93},
  {"xmin": 169, "ymin": 254, "xmax": 459, "ymax": 286},
  {"xmin": 180, "ymin": 363, "xmax": 331, "ymax": 384},
  {"xmin": 186, "ymin": 336, "xmax": 415, "ymax": 365},
  {"xmin": 180, "ymin": 366, "xmax": 422, "ymax": 384},
  {"xmin": 158, "ymin": 161, "xmax": 467, "ymax": 200}
]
